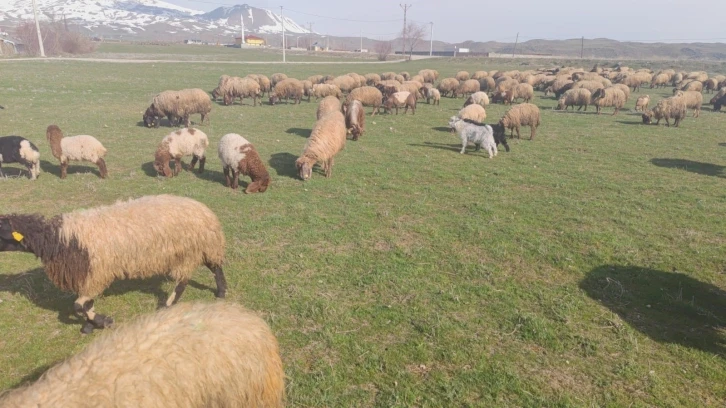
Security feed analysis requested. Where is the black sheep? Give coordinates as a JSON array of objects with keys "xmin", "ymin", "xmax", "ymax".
[{"xmin": 0, "ymin": 136, "xmax": 40, "ymax": 179}]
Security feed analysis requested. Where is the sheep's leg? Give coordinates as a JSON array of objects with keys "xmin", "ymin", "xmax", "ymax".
[
  {"xmin": 74, "ymin": 296, "xmax": 113, "ymax": 334},
  {"xmin": 189, "ymin": 155, "xmax": 199, "ymax": 171},
  {"xmin": 0, "ymin": 163, "xmax": 3, "ymax": 177},
  {"xmin": 60, "ymin": 161, "xmax": 68, "ymax": 179},
  {"xmin": 198, "ymin": 156, "xmax": 206, "ymax": 173},
  {"xmin": 223, "ymin": 166, "xmax": 232, "ymax": 187},
  {"xmin": 174, "ymin": 158, "xmax": 182, "ymax": 176},
  {"xmin": 530, "ymin": 126, "xmax": 536, "ymax": 140},
  {"xmin": 516, "ymin": 126, "xmax": 522, "ymax": 140},
  {"xmin": 460, "ymin": 140, "xmax": 467, "ymax": 154},
  {"xmin": 612, "ymin": 107, "xmax": 618, "ymax": 116},
  {"xmin": 325, "ymin": 158, "xmax": 334, "ymax": 177},
  {"xmin": 232, "ymin": 170, "xmax": 240, "ymax": 190},
  {"xmin": 96, "ymin": 158, "xmax": 108, "ymax": 179},
  {"xmin": 165, "ymin": 279, "xmax": 188, "ymax": 306},
  {"xmin": 206, "ymin": 262, "xmax": 227, "ymax": 298}
]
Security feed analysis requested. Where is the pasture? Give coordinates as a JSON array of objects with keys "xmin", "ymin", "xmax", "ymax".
[{"xmin": 0, "ymin": 50, "xmax": 725, "ymax": 406}]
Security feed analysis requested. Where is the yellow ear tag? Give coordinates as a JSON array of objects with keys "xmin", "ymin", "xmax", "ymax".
[{"xmin": 12, "ymin": 232, "xmax": 23, "ymax": 242}]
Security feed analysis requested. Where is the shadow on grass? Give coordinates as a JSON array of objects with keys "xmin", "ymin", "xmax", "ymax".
[
  {"xmin": 718, "ymin": 143, "xmax": 726, "ymax": 147},
  {"xmin": 0, "ymin": 167, "xmax": 31, "ymax": 179},
  {"xmin": 39, "ymin": 160, "xmax": 102, "ymax": 179},
  {"xmin": 431, "ymin": 126, "xmax": 452, "ymax": 133},
  {"xmin": 11, "ymin": 363, "xmax": 53, "ymax": 389},
  {"xmin": 140, "ymin": 161, "xmax": 224, "ymax": 183},
  {"xmin": 409, "ymin": 142, "xmax": 461, "ymax": 153},
  {"xmin": 269, "ymin": 152, "xmax": 299, "ymax": 179},
  {"xmin": 135, "ymin": 119, "xmax": 179, "ymax": 128},
  {"xmin": 286, "ymin": 127, "xmax": 311, "ymax": 138},
  {"xmin": 650, "ymin": 158, "xmax": 725, "ymax": 178},
  {"xmin": 580, "ymin": 265, "xmax": 726, "ymax": 356},
  {"xmin": 615, "ymin": 120, "xmax": 645, "ymax": 126}
]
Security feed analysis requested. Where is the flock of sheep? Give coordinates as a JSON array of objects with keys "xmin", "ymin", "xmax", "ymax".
[{"xmin": 1, "ymin": 62, "xmax": 724, "ymax": 406}]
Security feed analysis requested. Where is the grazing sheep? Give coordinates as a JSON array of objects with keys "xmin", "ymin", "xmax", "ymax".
[
  {"xmin": 380, "ymin": 72, "xmax": 397, "ymax": 80},
  {"xmin": 153, "ymin": 128, "xmax": 208, "ymax": 178},
  {"xmin": 269, "ymin": 78, "xmax": 304, "ymax": 105},
  {"xmin": 490, "ymin": 90, "xmax": 514, "ymax": 105},
  {"xmin": 344, "ymin": 99, "xmax": 365, "ymax": 141},
  {"xmin": 456, "ymin": 71, "xmax": 470, "ymax": 82},
  {"xmin": 308, "ymin": 74, "xmax": 324, "ymax": 84},
  {"xmin": 556, "ymin": 88, "xmax": 592, "ymax": 111},
  {"xmin": 499, "ymin": 103, "xmax": 541, "ymax": 140},
  {"xmin": 642, "ymin": 96, "xmax": 687, "ymax": 127},
  {"xmin": 712, "ymin": 93, "xmax": 726, "ymax": 111},
  {"xmin": 454, "ymin": 79, "xmax": 480, "ymax": 98},
  {"xmin": 296, "ymin": 111, "xmax": 347, "ymax": 180},
  {"xmin": 211, "ymin": 74, "xmax": 231, "ymax": 101},
  {"xmin": 686, "ymin": 71, "xmax": 708, "ymax": 82},
  {"xmin": 312, "ymin": 84, "xmax": 343, "ymax": 100},
  {"xmin": 463, "ymin": 91, "xmax": 489, "ymax": 108},
  {"xmin": 383, "ymin": 91, "xmax": 416, "ymax": 115},
  {"xmin": 250, "ymin": 74, "xmax": 271, "ymax": 96},
  {"xmin": 145, "ymin": 89, "xmax": 212, "ymax": 128},
  {"xmin": 510, "ymin": 83, "xmax": 534, "ymax": 103},
  {"xmin": 224, "ymin": 77, "xmax": 262, "ymax": 106},
  {"xmin": 611, "ymin": 83, "xmax": 631, "ymax": 102},
  {"xmin": 674, "ymin": 90, "xmax": 703, "ymax": 117},
  {"xmin": 410, "ymin": 74, "xmax": 425, "ymax": 84},
  {"xmin": 426, "ymin": 88, "xmax": 441, "ymax": 105},
  {"xmin": 345, "ymin": 86, "xmax": 384, "ymax": 115},
  {"xmin": 270, "ymin": 73, "xmax": 288, "ymax": 87},
  {"xmin": 0, "ymin": 302, "xmax": 284, "ymax": 408},
  {"xmin": 457, "ymin": 104, "xmax": 487, "ymax": 123},
  {"xmin": 448, "ymin": 117, "xmax": 498, "ymax": 157},
  {"xmin": 571, "ymin": 80, "xmax": 605, "ymax": 95},
  {"xmin": 302, "ymin": 80, "xmax": 314, "ymax": 102},
  {"xmin": 0, "ymin": 195, "xmax": 227, "ymax": 333},
  {"xmin": 478, "ymin": 77, "xmax": 496, "ymax": 92},
  {"xmin": 393, "ymin": 74, "xmax": 405, "ymax": 84},
  {"xmin": 330, "ymin": 75, "xmax": 357, "ymax": 94},
  {"xmin": 218, "ymin": 133, "xmax": 270, "ymax": 193},
  {"xmin": 635, "ymin": 95, "xmax": 650, "ymax": 112},
  {"xmin": 703, "ymin": 78, "xmax": 719, "ymax": 93},
  {"xmin": 399, "ymin": 71, "xmax": 411, "ymax": 80},
  {"xmin": 471, "ymin": 71, "xmax": 488, "ymax": 80},
  {"xmin": 591, "ymin": 87, "xmax": 627, "ymax": 115},
  {"xmin": 0, "ymin": 136, "xmax": 40, "ymax": 180},
  {"xmin": 545, "ymin": 79, "xmax": 574, "ymax": 97},
  {"xmin": 437, "ymin": 78, "xmax": 460, "ymax": 98},
  {"xmin": 674, "ymin": 80, "xmax": 703, "ymax": 93},
  {"xmin": 710, "ymin": 88, "xmax": 726, "ymax": 105},
  {"xmin": 142, "ymin": 106, "xmax": 162, "ymax": 128},
  {"xmin": 418, "ymin": 69, "xmax": 438, "ymax": 83},
  {"xmin": 46, "ymin": 125, "xmax": 107, "ymax": 179},
  {"xmin": 376, "ymin": 80, "xmax": 401, "ymax": 97},
  {"xmin": 317, "ymin": 96, "xmax": 342, "ymax": 120},
  {"xmin": 650, "ymin": 73, "xmax": 670, "ymax": 89},
  {"xmin": 365, "ymin": 73, "xmax": 381, "ymax": 86},
  {"xmin": 495, "ymin": 78, "xmax": 519, "ymax": 93}
]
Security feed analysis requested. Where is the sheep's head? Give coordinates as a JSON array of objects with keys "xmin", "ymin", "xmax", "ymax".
[
  {"xmin": 143, "ymin": 107, "xmax": 158, "ymax": 128},
  {"xmin": 269, "ymin": 95, "xmax": 279, "ymax": 105},
  {"xmin": 490, "ymin": 123, "xmax": 509, "ymax": 152},
  {"xmin": 296, "ymin": 158, "xmax": 312, "ymax": 181},
  {"xmin": 447, "ymin": 116, "xmax": 460, "ymax": 131},
  {"xmin": 641, "ymin": 111, "xmax": 653, "ymax": 124},
  {"xmin": 246, "ymin": 176, "xmax": 271, "ymax": 194},
  {"xmin": 556, "ymin": 97, "xmax": 566, "ymax": 110},
  {"xmin": 0, "ymin": 216, "xmax": 26, "ymax": 252},
  {"xmin": 591, "ymin": 89, "xmax": 604, "ymax": 100}
]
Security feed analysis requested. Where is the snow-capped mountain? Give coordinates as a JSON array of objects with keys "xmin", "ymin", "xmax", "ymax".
[{"xmin": 0, "ymin": 1, "xmax": 309, "ymax": 40}]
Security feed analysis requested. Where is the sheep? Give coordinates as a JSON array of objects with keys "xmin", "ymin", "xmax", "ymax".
[
  {"xmin": 703, "ymin": 78, "xmax": 719, "ymax": 93},
  {"xmin": 0, "ymin": 136, "xmax": 40, "ymax": 180},
  {"xmin": 380, "ymin": 72, "xmax": 397, "ymax": 80},
  {"xmin": 145, "ymin": 89, "xmax": 211, "ymax": 128},
  {"xmin": 418, "ymin": 69, "xmax": 438, "ymax": 83},
  {"xmin": 545, "ymin": 79, "xmax": 573, "ymax": 97},
  {"xmin": 710, "ymin": 88, "xmax": 726, "ymax": 105},
  {"xmin": 556, "ymin": 88, "xmax": 592, "ymax": 111},
  {"xmin": 635, "ymin": 95, "xmax": 650, "ymax": 112},
  {"xmin": 650, "ymin": 73, "xmax": 670, "ymax": 89},
  {"xmin": 400, "ymin": 81, "xmax": 423, "ymax": 98},
  {"xmin": 308, "ymin": 74, "xmax": 324, "ymax": 84},
  {"xmin": 498, "ymin": 103, "xmax": 541, "ymax": 140},
  {"xmin": 344, "ymin": 99, "xmax": 365, "ymax": 141},
  {"xmin": 211, "ymin": 74, "xmax": 231, "ymax": 101},
  {"xmin": 312, "ymin": 83, "xmax": 343, "ymax": 100},
  {"xmin": 510, "ymin": 83, "xmax": 534, "ymax": 103},
  {"xmin": 447, "ymin": 117, "xmax": 498, "ymax": 157},
  {"xmin": 376, "ymin": 80, "xmax": 401, "ymax": 97},
  {"xmin": 642, "ymin": 96, "xmax": 687, "ymax": 127},
  {"xmin": 46, "ymin": 125, "xmax": 107, "ymax": 179},
  {"xmin": 269, "ymin": 78, "xmax": 304, "ymax": 105},
  {"xmin": 615, "ymin": 74, "xmax": 643, "ymax": 92},
  {"xmin": 674, "ymin": 80, "xmax": 703, "ymax": 93},
  {"xmin": 393, "ymin": 74, "xmax": 405, "ymax": 84},
  {"xmin": 0, "ymin": 195, "xmax": 227, "ymax": 333},
  {"xmin": 478, "ymin": 77, "xmax": 496, "ymax": 92},
  {"xmin": 252, "ymin": 74, "xmax": 272, "ymax": 96},
  {"xmin": 399, "ymin": 71, "xmax": 411, "ymax": 80},
  {"xmin": 223, "ymin": 77, "xmax": 262, "ymax": 106},
  {"xmin": 218, "ymin": 133, "xmax": 270, "ymax": 193},
  {"xmin": 383, "ymin": 91, "xmax": 416, "ymax": 115},
  {"xmin": 143, "ymin": 106, "xmax": 162, "ymax": 128},
  {"xmin": 672, "ymin": 72, "xmax": 684, "ymax": 86},
  {"xmin": 317, "ymin": 96, "xmax": 342, "ymax": 120},
  {"xmin": 463, "ymin": 91, "xmax": 489, "ymax": 108},
  {"xmin": 686, "ymin": 71, "xmax": 708, "ymax": 82},
  {"xmin": 0, "ymin": 302, "xmax": 284, "ymax": 408},
  {"xmin": 455, "ymin": 71, "xmax": 470, "ymax": 82},
  {"xmin": 591, "ymin": 87, "xmax": 627, "ymax": 115},
  {"xmin": 302, "ymin": 80, "xmax": 314, "ymax": 102},
  {"xmin": 330, "ymin": 75, "xmax": 357, "ymax": 93},
  {"xmin": 571, "ymin": 80, "xmax": 604, "ymax": 95},
  {"xmin": 457, "ymin": 104, "xmax": 487, "ymax": 123},
  {"xmin": 365, "ymin": 73, "xmax": 381, "ymax": 86},
  {"xmin": 270, "ymin": 73, "xmax": 288, "ymax": 87},
  {"xmin": 495, "ymin": 78, "xmax": 519, "ymax": 93},
  {"xmin": 437, "ymin": 78, "xmax": 460, "ymax": 98},
  {"xmin": 712, "ymin": 93, "xmax": 726, "ymax": 112},
  {"xmin": 454, "ymin": 79, "xmax": 480, "ymax": 98},
  {"xmin": 674, "ymin": 90, "xmax": 703, "ymax": 117},
  {"xmin": 410, "ymin": 74, "xmax": 425, "ymax": 84},
  {"xmin": 471, "ymin": 71, "xmax": 488, "ymax": 80},
  {"xmin": 611, "ymin": 83, "xmax": 631, "ymax": 102},
  {"xmin": 490, "ymin": 90, "xmax": 514, "ymax": 105},
  {"xmin": 296, "ymin": 111, "xmax": 347, "ymax": 180},
  {"xmin": 426, "ymin": 88, "xmax": 441, "ymax": 105},
  {"xmin": 153, "ymin": 128, "xmax": 209, "ymax": 178},
  {"xmin": 345, "ymin": 86, "xmax": 384, "ymax": 115}
]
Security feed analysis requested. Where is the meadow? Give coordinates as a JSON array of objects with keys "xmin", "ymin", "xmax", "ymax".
[{"xmin": 0, "ymin": 47, "xmax": 725, "ymax": 407}]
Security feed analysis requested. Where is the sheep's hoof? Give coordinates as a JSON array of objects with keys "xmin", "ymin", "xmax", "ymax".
[{"xmin": 81, "ymin": 322, "xmax": 95, "ymax": 334}]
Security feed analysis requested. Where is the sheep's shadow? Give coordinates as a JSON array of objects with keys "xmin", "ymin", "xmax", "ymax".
[
  {"xmin": 409, "ymin": 142, "xmax": 463, "ymax": 153},
  {"xmin": 192, "ymin": 167, "xmax": 227, "ymax": 186},
  {"xmin": 0, "ymin": 166, "xmax": 31, "ymax": 179},
  {"xmin": 286, "ymin": 128, "xmax": 311, "ymax": 138},
  {"xmin": 135, "ymin": 119, "xmax": 178, "ymax": 128},
  {"xmin": 39, "ymin": 160, "xmax": 102, "ymax": 178},
  {"xmin": 615, "ymin": 120, "xmax": 645, "ymax": 126},
  {"xmin": 141, "ymin": 160, "xmax": 220, "ymax": 180},
  {"xmin": 269, "ymin": 152, "xmax": 299, "ymax": 179},
  {"xmin": 650, "ymin": 158, "xmax": 726, "ymax": 178},
  {"xmin": 580, "ymin": 265, "xmax": 726, "ymax": 356},
  {"xmin": 431, "ymin": 126, "xmax": 452, "ymax": 133},
  {"xmin": 718, "ymin": 143, "xmax": 726, "ymax": 147},
  {"xmin": 11, "ymin": 363, "xmax": 53, "ymax": 389}
]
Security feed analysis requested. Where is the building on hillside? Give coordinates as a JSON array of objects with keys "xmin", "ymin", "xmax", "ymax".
[
  {"xmin": 235, "ymin": 35, "xmax": 265, "ymax": 46},
  {"xmin": 0, "ymin": 39, "xmax": 17, "ymax": 55},
  {"xmin": 184, "ymin": 39, "xmax": 204, "ymax": 45}
]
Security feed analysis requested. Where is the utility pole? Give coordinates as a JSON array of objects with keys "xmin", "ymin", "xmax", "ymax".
[
  {"xmin": 63, "ymin": 13, "xmax": 68, "ymax": 31},
  {"xmin": 400, "ymin": 4, "xmax": 411, "ymax": 58},
  {"xmin": 360, "ymin": 30, "xmax": 363, "ymax": 52},
  {"xmin": 280, "ymin": 6, "xmax": 285, "ymax": 62},
  {"xmin": 512, "ymin": 32, "xmax": 519, "ymax": 57},
  {"xmin": 580, "ymin": 36, "xmax": 584, "ymax": 59},
  {"xmin": 308, "ymin": 22, "xmax": 313, "ymax": 50},
  {"xmin": 429, "ymin": 22, "xmax": 433, "ymax": 56},
  {"xmin": 240, "ymin": 14, "xmax": 245, "ymax": 46},
  {"xmin": 31, "ymin": 0, "xmax": 45, "ymax": 57}
]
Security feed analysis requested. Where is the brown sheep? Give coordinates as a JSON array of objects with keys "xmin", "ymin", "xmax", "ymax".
[
  {"xmin": 269, "ymin": 78, "xmax": 304, "ymax": 105},
  {"xmin": 591, "ymin": 87, "xmax": 627, "ymax": 115},
  {"xmin": 218, "ymin": 133, "xmax": 270, "ymax": 193},
  {"xmin": 296, "ymin": 111, "xmax": 347, "ymax": 180},
  {"xmin": 499, "ymin": 103, "xmax": 540, "ymax": 140},
  {"xmin": 344, "ymin": 99, "xmax": 365, "ymax": 140},
  {"xmin": 384, "ymin": 91, "xmax": 416, "ymax": 115},
  {"xmin": 346, "ymin": 86, "xmax": 384, "ymax": 115}
]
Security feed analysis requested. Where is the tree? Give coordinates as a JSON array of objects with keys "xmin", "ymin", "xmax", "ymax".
[
  {"xmin": 402, "ymin": 22, "xmax": 426, "ymax": 60},
  {"xmin": 375, "ymin": 41, "xmax": 393, "ymax": 61}
]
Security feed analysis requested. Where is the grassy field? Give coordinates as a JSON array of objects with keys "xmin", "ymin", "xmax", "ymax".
[{"xmin": 0, "ymin": 51, "xmax": 725, "ymax": 407}]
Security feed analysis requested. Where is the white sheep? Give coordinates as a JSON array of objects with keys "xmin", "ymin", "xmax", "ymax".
[
  {"xmin": 46, "ymin": 125, "xmax": 107, "ymax": 179},
  {"xmin": 218, "ymin": 133, "xmax": 271, "ymax": 193},
  {"xmin": 154, "ymin": 128, "xmax": 209, "ymax": 178}
]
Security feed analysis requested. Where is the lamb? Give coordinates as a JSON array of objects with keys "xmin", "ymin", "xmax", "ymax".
[
  {"xmin": 223, "ymin": 76, "xmax": 261, "ymax": 106},
  {"xmin": 498, "ymin": 103, "xmax": 541, "ymax": 140},
  {"xmin": 218, "ymin": 133, "xmax": 270, "ymax": 193},
  {"xmin": 447, "ymin": 117, "xmax": 498, "ymax": 157},
  {"xmin": 556, "ymin": 88, "xmax": 592, "ymax": 111},
  {"xmin": 296, "ymin": 111, "xmax": 347, "ymax": 180},
  {"xmin": 712, "ymin": 93, "xmax": 726, "ymax": 111},
  {"xmin": 510, "ymin": 83, "xmax": 534, "ymax": 103},
  {"xmin": 635, "ymin": 95, "xmax": 650, "ymax": 112},
  {"xmin": 344, "ymin": 99, "xmax": 365, "ymax": 141},
  {"xmin": 144, "ymin": 88, "xmax": 212, "ymax": 128},
  {"xmin": 46, "ymin": 125, "xmax": 108, "ymax": 179},
  {"xmin": 674, "ymin": 90, "xmax": 703, "ymax": 117},
  {"xmin": 437, "ymin": 78, "xmax": 460, "ymax": 97},
  {"xmin": 0, "ymin": 195, "xmax": 227, "ymax": 333},
  {"xmin": 269, "ymin": 78, "xmax": 304, "ymax": 105},
  {"xmin": 454, "ymin": 79, "xmax": 480, "ymax": 98},
  {"xmin": 317, "ymin": 96, "xmax": 342, "ymax": 120},
  {"xmin": 0, "ymin": 136, "xmax": 40, "ymax": 180},
  {"xmin": 591, "ymin": 87, "xmax": 627, "ymax": 115},
  {"xmin": 463, "ymin": 91, "xmax": 489, "ymax": 108},
  {"xmin": 642, "ymin": 96, "xmax": 687, "ymax": 127},
  {"xmin": 270, "ymin": 73, "xmax": 288, "ymax": 87},
  {"xmin": 153, "ymin": 128, "xmax": 209, "ymax": 178},
  {"xmin": 345, "ymin": 86, "xmax": 384, "ymax": 115},
  {"xmin": 426, "ymin": 88, "xmax": 441, "ymax": 105},
  {"xmin": 710, "ymin": 88, "xmax": 726, "ymax": 105},
  {"xmin": 312, "ymin": 83, "xmax": 343, "ymax": 100},
  {"xmin": 456, "ymin": 71, "xmax": 470, "ymax": 82},
  {"xmin": 383, "ymin": 91, "xmax": 416, "ymax": 115},
  {"xmin": 0, "ymin": 302, "xmax": 284, "ymax": 408},
  {"xmin": 457, "ymin": 104, "xmax": 487, "ymax": 122}
]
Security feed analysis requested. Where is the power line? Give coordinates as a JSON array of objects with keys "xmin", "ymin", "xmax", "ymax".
[{"xmin": 284, "ymin": 8, "xmax": 401, "ymax": 23}]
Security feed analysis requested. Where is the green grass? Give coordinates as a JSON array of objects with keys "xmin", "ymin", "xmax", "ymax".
[{"xmin": 1, "ymin": 52, "xmax": 726, "ymax": 407}]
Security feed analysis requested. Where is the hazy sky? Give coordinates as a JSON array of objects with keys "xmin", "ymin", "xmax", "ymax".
[{"xmin": 167, "ymin": 0, "xmax": 726, "ymax": 44}]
